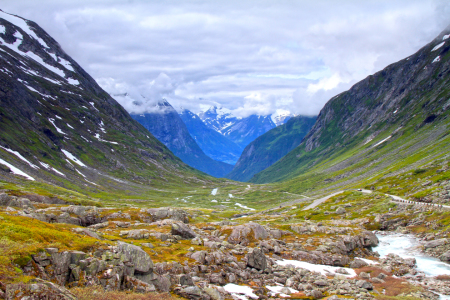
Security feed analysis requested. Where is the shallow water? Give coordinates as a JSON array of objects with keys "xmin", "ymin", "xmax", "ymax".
[{"xmin": 375, "ymin": 232, "xmax": 450, "ymax": 299}]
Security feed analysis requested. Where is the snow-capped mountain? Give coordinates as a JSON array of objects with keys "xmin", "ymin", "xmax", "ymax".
[
  {"xmin": 198, "ymin": 106, "xmax": 282, "ymax": 149},
  {"xmin": 198, "ymin": 106, "xmax": 240, "ymax": 134},
  {"xmin": 271, "ymin": 109, "xmax": 295, "ymax": 126}
]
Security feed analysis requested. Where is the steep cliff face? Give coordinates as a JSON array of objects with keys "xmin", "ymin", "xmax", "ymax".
[
  {"xmin": 179, "ymin": 109, "xmax": 242, "ymax": 165},
  {"xmin": 0, "ymin": 10, "xmax": 207, "ymax": 191},
  {"xmin": 131, "ymin": 102, "xmax": 233, "ymax": 178},
  {"xmin": 227, "ymin": 115, "xmax": 316, "ymax": 182},
  {"xmin": 252, "ymin": 26, "xmax": 450, "ymax": 184}
]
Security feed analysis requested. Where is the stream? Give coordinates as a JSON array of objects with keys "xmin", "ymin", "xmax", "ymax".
[{"xmin": 375, "ymin": 232, "xmax": 450, "ymax": 299}]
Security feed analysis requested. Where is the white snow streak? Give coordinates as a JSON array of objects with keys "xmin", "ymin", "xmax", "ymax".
[
  {"xmin": 61, "ymin": 149, "xmax": 86, "ymax": 167},
  {"xmin": 0, "ymin": 146, "xmax": 39, "ymax": 169},
  {"xmin": 211, "ymin": 188, "xmax": 218, "ymax": 195},
  {"xmin": 432, "ymin": 56, "xmax": 441, "ymax": 63},
  {"xmin": 431, "ymin": 42, "xmax": 445, "ymax": 52},
  {"xmin": 48, "ymin": 118, "xmax": 66, "ymax": 135},
  {"xmin": 235, "ymin": 202, "xmax": 255, "ymax": 210},
  {"xmin": 223, "ymin": 284, "xmax": 258, "ymax": 299},
  {"xmin": 39, "ymin": 161, "xmax": 65, "ymax": 176},
  {"xmin": 372, "ymin": 136, "xmax": 391, "ymax": 147},
  {"xmin": 276, "ymin": 259, "xmax": 357, "ymax": 277},
  {"xmin": 0, "ymin": 158, "xmax": 35, "ymax": 180}
]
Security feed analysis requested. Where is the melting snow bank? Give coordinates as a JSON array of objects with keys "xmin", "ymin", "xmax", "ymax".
[
  {"xmin": 276, "ymin": 259, "xmax": 356, "ymax": 277},
  {"xmin": 61, "ymin": 149, "xmax": 86, "ymax": 167},
  {"xmin": 0, "ymin": 158, "xmax": 35, "ymax": 180},
  {"xmin": 375, "ymin": 232, "xmax": 450, "ymax": 299},
  {"xmin": 266, "ymin": 285, "xmax": 299, "ymax": 297},
  {"xmin": 211, "ymin": 188, "xmax": 218, "ymax": 195},
  {"xmin": 223, "ymin": 284, "xmax": 258, "ymax": 299},
  {"xmin": 235, "ymin": 202, "xmax": 255, "ymax": 210}
]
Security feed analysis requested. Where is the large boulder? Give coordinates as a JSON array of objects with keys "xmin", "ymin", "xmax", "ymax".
[
  {"xmin": 424, "ymin": 238, "xmax": 448, "ymax": 249},
  {"xmin": 144, "ymin": 208, "xmax": 190, "ymax": 223},
  {"xmin": 227, "ymin": 223, "xmax": 269, "ymax": 245},
  {"xmin": 172, "ymin": 222, "xmax": 197, "ymax": 239},
  {"xmin": 116, "ymin": 242, "xmax": 153, "ymax": 274},
  {"xmin": 246, "ymin": 248, "xmax": 267, "ymax": 270}
]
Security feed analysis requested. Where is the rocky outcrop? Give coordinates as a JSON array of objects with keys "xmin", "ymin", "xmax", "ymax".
[
  {"xmin": 226, "ymin": 223, "xmax": 269, "ymax": 245},
  {"xmin": 172, "ymin": 222, "xmax": 197, "ymax": 239}
]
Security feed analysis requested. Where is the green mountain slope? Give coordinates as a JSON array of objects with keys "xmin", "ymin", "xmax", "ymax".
[
  {"xmin": 251, "ymin": 27, "xmax": 450, "ymax": 189},
  {"xmin": 0, "ymin": 10, "xmax": 211, "ymax": 200},
  {"xmin": 227, "ymin": 115, "xmax": 316, "ymax": 182}
]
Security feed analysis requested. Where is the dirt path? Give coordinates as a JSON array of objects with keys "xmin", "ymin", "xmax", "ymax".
[{"xmin": 302, "ymin": 191, "xmax": 344, "ymax": 211}]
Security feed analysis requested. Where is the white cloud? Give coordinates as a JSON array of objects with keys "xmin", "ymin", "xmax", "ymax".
[{"xmin": 2, "ymin": 0, "xmax": 450, "ymax": 117}]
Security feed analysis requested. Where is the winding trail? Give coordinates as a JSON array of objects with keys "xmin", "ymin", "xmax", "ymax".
[{"xmin": 302, "ymin": 191, "xmax": 344, "ymax": 211}]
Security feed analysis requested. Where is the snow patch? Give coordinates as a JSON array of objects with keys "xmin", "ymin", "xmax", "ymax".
[
  {"xmin": 67, "ymin": 78, "xmax": 79, "ymax": 85},
  {"xmin": 0, "ymin": 11, "xmax": 49, "ymax": 48},
  {"xmin": 0, "ymin": 25, "xmax": 5, "ymax": 35},
  {"xmin": 432, "ymin": 56, "xmax": 441, "ymax": 63},
  {"xmin": 61, "ymin": 149, "xmax": 86, "ymax": 167},
  {"xmin": 89, "ymin": 102, "xmax": 99, "ymax": 111},
  {"xmin": 431, "ymin": 42, "xmax": 445, "ymax": 52},
  {"xmin": 443, "ymin": 34, "xmax": 450, "ymax": 41},
  {"xmin": 39, "ymin": 161, "xmax": 65, "ymax": 176},
  {"xmin": 211, "ymin": 200, "xmax": 218, "ymax": 203},
  {"xmin": 0, "ymin": 158, "xmax": 35, "ymax": 180},
  {"xmin": 355, "ymin": 257, "xmax": 379, "ymax": 265},
  {"xmin": 0, "ymin": 146, "xmax": 39, "ymax": 169},
  {"xmin": 58, "ymin": 57, "xmax": 74, "ymax": 72},
  {"xmin": 211, "ymin": 188, "xmax": 218, "ymax": 195},
  {"xmin": 229, "ymin": 194, "xmax": 234, "ymax": 198},
  {"xmin": 223, "ymin": 284, "xmax": 258, "ymax": 299},
  {"xmin": 372, "ymin": 136, "xmax": 391, "ymax": 147},
  {"xmin": 48, "ymin": 118, "xmax": 67, "ymax": 135},
  {"xmin": 235, "ymin": 203, "xmax": 255, "ymax": 211},
  {"xmin": 94, "ymin": 133, "xmax": 119, "ymax": 145},
  {"xmin": 266, "ymin": 285, "xmax": 299, "ymax": 298},
  {"xmin": 276, "ymin": 259, "xmax": 357, "ymax": 277}
]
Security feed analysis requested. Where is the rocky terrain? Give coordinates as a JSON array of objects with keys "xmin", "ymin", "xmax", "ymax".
[{"xmin": 1, "ymin": 187, "xmax": 450, "ymax": 300}]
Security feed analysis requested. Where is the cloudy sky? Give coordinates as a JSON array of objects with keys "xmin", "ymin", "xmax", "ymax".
[{"xmin": 3, "ymin": 0, "xmax": 450, "ymax": 117}]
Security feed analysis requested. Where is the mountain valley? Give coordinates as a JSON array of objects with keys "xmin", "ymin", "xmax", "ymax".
[{"xmin": 1, "ymin": 8, "xmax": 450, "ymax": 300}]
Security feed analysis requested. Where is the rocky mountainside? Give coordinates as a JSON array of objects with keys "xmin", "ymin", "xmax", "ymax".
[
  {"xmin": 179, "ymin": 109, "xmax": 243, "ymax": 165},
  {"xmin": 252, "ymin": 26, "xmax": 450, "ymax": 184},
  {"xmin": 131, "ymin": 102, "xmax": 233, "ymax": 178},
  {"xmin": 227, "ymin": 115, "xmax": 316, "ymax": 182},
  {"xmin": 0, "ymin": 10, "xmax": 209, "ymax": 194}
]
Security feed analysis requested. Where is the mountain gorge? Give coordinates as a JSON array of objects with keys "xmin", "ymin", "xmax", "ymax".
[
  {"xmin": 179, "ymin": 109, "xmax": 243, "ymax": 165},
  {"xmin": 227, "ymin": 115, "xmax": 317, "ymax": 182},
  {"xmin": 131, "ymin": 102, "xmax": 233, "ymax": 178}
]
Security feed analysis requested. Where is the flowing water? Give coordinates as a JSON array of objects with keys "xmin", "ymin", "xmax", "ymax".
[{"xmin": 375, "ymin": 232, "xmax": 450, "ymax": 299}]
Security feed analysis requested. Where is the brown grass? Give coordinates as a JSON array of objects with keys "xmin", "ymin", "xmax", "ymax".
[{"xmin": 71, "ymin": 286, "xmax": 179, "ymax": 300}]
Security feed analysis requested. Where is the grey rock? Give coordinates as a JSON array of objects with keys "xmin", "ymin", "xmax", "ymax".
[
  {"xmin": 349, "ymin": 258, "xmax": 368, "ymax": 268},
  {"xmin": 116, "ymin": 242, "xmax": 153, "ymax": 273},
  {"xmin": 246, "ymin": 248, "xmax": 267, "ymax": 271},
  {"xmin": 172, "ymin": 222, "xmax": 197, "ymax": 239},
  {"xmin": 227, "ymin": 223, "xmax": 269, "ymax": 245},
  {"xmin": 424, "ymin": 238, "xmax": 448, "ymax": 249},
  {"xmin": 356, "ymin": 280, "xmax": 373, "ymax": 290}
]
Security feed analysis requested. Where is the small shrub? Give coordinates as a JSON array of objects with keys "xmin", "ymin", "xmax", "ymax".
[{"xmin": 412, "ymin": 169, "xmax": 426, "ymax": 175}]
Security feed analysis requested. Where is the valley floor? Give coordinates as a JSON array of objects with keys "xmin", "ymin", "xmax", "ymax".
[{"xmin": 1, "ymin": 180, "xmax": 450, "ymax": 300}]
